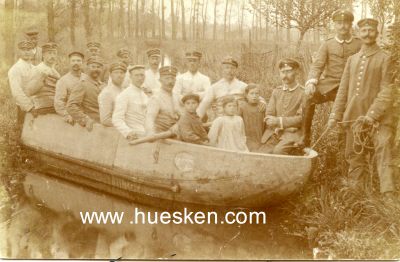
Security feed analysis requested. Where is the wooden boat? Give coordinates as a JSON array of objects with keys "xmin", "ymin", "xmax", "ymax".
[{"xmin": 21, "ymin": 113, "xmax": 318, "ymax": 208}]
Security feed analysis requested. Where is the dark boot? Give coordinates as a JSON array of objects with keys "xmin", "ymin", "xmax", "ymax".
[{"xmin": 299, "ymin": 99, "xmax": 316, "ymax": 147}]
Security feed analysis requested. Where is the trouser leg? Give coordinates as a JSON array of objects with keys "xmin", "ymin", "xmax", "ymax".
[
  {"xmin": 272, "ymin": 139, "xmax": 297, "ymax": 155},
  {"xmin": 345, "ymin": 128, "xmax": 369, "ymax": 190},
  {"xmin": 373, "ymin": 125, "xmax": 396, "ymax": 193}
]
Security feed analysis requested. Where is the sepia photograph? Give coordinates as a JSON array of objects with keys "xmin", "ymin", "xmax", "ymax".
[{"xmin": 0, "ymin": 0, "xmax": 399, "ymax": 259}]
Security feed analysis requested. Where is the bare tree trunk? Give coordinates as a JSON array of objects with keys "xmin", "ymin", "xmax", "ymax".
[
  {"xmin": 202, "ymin": 0, "xmax": 208, "ymax": 39},
  {"xmin": 171, "ymin": 0, "xmax": 176, "ymax": 39},
  {"xmin": 265, "ymin": 14, "xmax": 269, "ymax": 41},
  {"xmin": 228, "ymin": 0, "xmax": 233, "ymax": 40},
  {"xmin": 47, "ymin": 0, "xmax": 55, "ymax": 41},
  {"xmin": 223, "ymin": 0, "xmax": 228, "ymax": 41},
  {"xmin": 128, "ymin": 0, "xmax": 132, "ymax": 37},
  {"xmin": 141, "ymin": 0, "xmax": 146, "ymax": 38},
  {"xmin": 195, "ymin": 0, "xmax": 200, "ymax": 40},
  {"xmin": 99, "ymin": 0, "xmax": 105, "ymax": 40},
  {"xmin": 181, "ymin": 0, "xmax": 187, "ymax": 40},
  {"xmin": 119, "ymin": 0, "xmax": 124, "ymax": 38},
  {"xmin": 83, "ymin": 0, "xmax": 92, "ymax": 40},
  {"xmin": 213, "ymin": 0, "xmax": 218, "ymax": 40},
  {"xmin": 296, "ymin": 31, "xmax": 306, "ymax": 53},
  {"xmin": 161, "ymin": 0, "xmax": 166, "ymax": 39},
  {"xmin": 108, "ymin": 0, "xmax": 114, "ymax": 38},
  {"xmin": 70, "ymin": 0, "xmax": 76, "ymax": 46},
  {"xmin": 4, "ymin": 0, "xmax": 15, "ymax": 66},
  {"xmin": 135, "ymin": 0, "xmax": 140, "ymax": 37},
  {"xmin": 152, "ymin": 0, "xmax": 156, "ymax": 37}
]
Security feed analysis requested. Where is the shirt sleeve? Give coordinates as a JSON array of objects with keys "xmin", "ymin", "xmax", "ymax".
[
  {"xmin": 8, "ymin": 67, "xmax": 34, "ymax": 112},
  {"xmin": 178, "ymin": 117, "xmax": 202, "ymax": 144},
  {"xmin": 207, "ymin": 117, "xmax": 222, "ymax": 146},
  {"xmin": 98, "ymin": 90, "xmax": 114, "ymax": 127},
  {"xmin": 112, "ymin": 93, "xmax": 133, "ymax": 138},
  {"xmin": 265, "ymin": 89, "xmax": 277, "ymax": 116},
  {"xmin": 66, "ymin": 82, "xmax": 90, "ymax": 124},
  {"xmin": 330, "ymin": 57, "xmax": 351, "ymax": 121},
  {"xmin": 54, "ymin": 78, "xmax": 69, "ymax": 117},
  {"xmin": 367, "ymin": 55, "xmax": 394, "ymax": 121},
  {"xmin": 144, "ymin": 96, "xmax": 160, "ymax": 135},
  {"xmin": 307, "ymin": 42, "xmax": 328, "ymax": 84},
  {"xmin": 197, "ymin": 84, "xmax": 214, "ymax": 118},
  {"xmin": 25, "ymin": 67, "xmax": 46, "ymax": 96},
  {"xmin": 172, "ymin": 77, "xmax": 184, "ymax": 114},
  {"xmin": 198, "ymin": 77, "xmax": 211, "ymax": 100}
]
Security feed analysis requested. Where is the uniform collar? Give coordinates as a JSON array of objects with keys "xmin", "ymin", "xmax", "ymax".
[
  {"xmin": 282, "ymin": 83, "xmax": 299, "ymax": 92},
  {"xmin": 335, "ymin": 35, "xmax": 353, "ymax": 44},
  {"xmin": 360, "ymin": 43, "xmax": 380, "ymax": 57}
]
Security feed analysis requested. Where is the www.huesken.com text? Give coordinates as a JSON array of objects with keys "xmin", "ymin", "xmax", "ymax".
[{"xmin": 80, "ymin": 208, "xmax": 267, "ymax": 225}]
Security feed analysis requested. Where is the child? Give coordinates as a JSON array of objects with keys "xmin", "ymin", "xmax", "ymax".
[
  {"xmin": 177, "ymin": 93, "xmax": 209, "ymax": 145},
  {"xmin": 238, "ymin": 84, "xmax": 266, "ymax": 151},
  {"xmin": 208, "ymin": 96, "xmax": 249, "ymax": 152}
]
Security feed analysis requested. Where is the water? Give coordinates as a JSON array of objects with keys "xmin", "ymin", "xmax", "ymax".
[{"xmin": 2, "ymin": 171, "xmax": 311, "ymax": 259}]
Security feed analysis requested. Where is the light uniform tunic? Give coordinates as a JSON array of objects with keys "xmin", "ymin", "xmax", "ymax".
[
  {"xmin": 173, "ymin": 70, "xmax": 211, "ymax": 112},
  {"xmin": 54, "ymin": 72, "xmax": 87, "ymax": 118},
  {"xmin": 98, "ymin": 82, "xmax": 123, "ymax": 126},
  {"xmin": 144, "ymin": 69, "xmax": 161, "ymax": 94},
  {"xmin": 145, "ymin": 88, "xmax": 179, "ymax": 135},
  {"xmin": 8, "ymin": 58, "xmax": 34, "ymax": 111},
  {"xmin": 197, "ymin": 77, "xmax": 247, "ymax": 119},
  {"xmin": 107, "ymin": 72, "xmax": 131, "ymax": 89},
  {"xmin": 208, "ymin": 115, "xmax": 249, "ymax": 152},
  {"xmin": 112, "ymin": 84, "xmax": 149, "ymax": 138}
]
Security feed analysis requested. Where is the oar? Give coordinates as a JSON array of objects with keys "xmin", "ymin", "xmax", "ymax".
[{"xmin": 129, "ymin": 130, "xmax": 174, "ymax": 145}]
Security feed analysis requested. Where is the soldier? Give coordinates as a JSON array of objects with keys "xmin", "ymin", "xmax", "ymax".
[
  {"xmin": 112, "ymin": 65, "xmax": 149, "ymax": 140},
  {"xmin": 25, "ymin": 42, "xmax": 60, "ymax": 113},
  {"xmin": 143, "ymin": 48, "xmax": 162, "ymax": 95},
  {"xmin": 328, "ymin": 18, "xmax": 396, "ymax": 199},
  {"xmin": 98, "ymin": 62, "xmax": 127, "ymax": 126},
  {"xmin": 8, "ymin": 40, "xmax": 35, "ymax": 126},
  {"xmin": 86, "ymin": 42, "xmax": 102, "ymax": 57},
  {"xmin": 259, "ymin": 59, "xmax": 305, "ymax": 155},
  {"xmin": 300, "ymin": 9, "xmax": 362, "ymax": 146},
  {"xmin": 54, "ymin": 51, "xmax": 87, "ymax": 124},
  {"xmin": 25, "ymin": 28, "xmax": 42, "ymax": 65},
  {"xmin": 66, "ymin": 56, "xmax": 105, "ymax": 131},
  {"xmin": 145, "ymin": 66, "xmax": 180, "ymax": 135},
  {"xmin": 172, "ymin": 50, "xmax": 211, "ymax": 114},
  {"xmin": 107, "ymin": 48, "xmax": 132, "ymax": 89}
]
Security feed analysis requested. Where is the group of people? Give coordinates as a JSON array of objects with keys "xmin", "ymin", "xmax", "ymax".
[{"xmin": 7, "ymin": 9, "xmax": 397, "ymax": 199}]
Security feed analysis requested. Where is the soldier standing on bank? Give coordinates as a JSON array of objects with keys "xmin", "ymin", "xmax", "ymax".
[
  {"xmin": 299, "ymin": 10, "xmax": 362, "ymax": 147},
  {"xmin": 25, "ymin": 28, "xmax": 42, "ymax": 65},
  {"xmin": 328, "ymin": 18, "xmax": 396, "ymax": 200}
]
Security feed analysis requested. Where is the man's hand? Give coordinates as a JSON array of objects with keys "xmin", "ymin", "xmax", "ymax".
[
  {"xmin": 30, "ymin": 108, "xmax": 39, "ymax": 118},
  {"xmin": 63, "ymin": 115, "xmax": 75, "ymax": 125},
  {"xmin": 327, "ymin": 119, "xmax": 337, "ymax": 129},
  {"xmin": 305, "ymin": 83, "xmax": 316, "ymax": 96},
  {"xmin": 265, "ymin": 116, "xmax": 279, "ymax": 128},
  {"xmin": 126, "ymin": 131, "xmax": 138, "ymax": 141},
  {"xmin": 258, "ymin": 100, "xmax": 266, "ymax": 112},
  {"xmin": 85, "ymin": 118, "xmax": 95, "ymax": 132}
]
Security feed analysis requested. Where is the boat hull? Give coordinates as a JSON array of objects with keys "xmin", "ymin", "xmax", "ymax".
[{"xmin": 21, "ymin": 114, "xmax": 318, "ymax": 208}]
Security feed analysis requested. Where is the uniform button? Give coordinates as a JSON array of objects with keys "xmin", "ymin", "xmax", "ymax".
[
  {"xmin": 371, "ymin": 111, "xmax": 374, "ymax": 114},
  {"xmin": 360, "ymin": 66, "xmax": 364, "ymax": 69},
  {"xmin": 356, "ymin": 88, "xmax": 359, "ymax": 90},
  {"xmin": 357, "ymin": 82, "xmax": 360, "ymax": 85}
]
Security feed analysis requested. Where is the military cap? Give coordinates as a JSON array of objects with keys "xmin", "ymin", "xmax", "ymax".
[
  {"xmin": 278, "ymin": 58, "xmax": 300, "ymax": 70},
  {"xmin": 18, "ymin": 40, "xmax": 34, "ymax": 50},
  {"xmin": 68, "ymin": 51, "xmax": 84, "ymax": 59},
  {"xmin": 87, "ymin": 56, "xmax": 104, "ymax": 66},
  {"xmin": 146, "ymin": 48, "xmax": 161, "ymax": 57},
  {"xmin": 117, "ymin": 48, "xmax": 130, "ymax": 58},
  {"xmin": 185, "ymin": 51, "xmax": 202, "ymax": 59},
  {"xmin": 42, "ymin": 42, "xmax": 58, "ymax": 53},
  {"xmin": 222, "ymin": 56, "xmax": 238, "ymax": 67},
  {"xmin": 128, "ymin": 64, "xmax": 145, "ymax": 73},
  {"xmin": 332, "ymin": 9, "xmax": 354, "ymax": 22},
  {"xmin": 181, "ymin": 93, "xmax": 200, "ymax": 104},
  {"xmin": 357, "ymin": 18, "xmax": 379, "ymax": 28},
  {"xmin": 25, "ymin": 27, "xmax": 39, "ymax": 36},
  {"xmin": 159, "ymin": 65, "xmax": 178, "ymax": 76},
  {"xmin": 109, "ymin": 62, "xmax": 127, "ymax": 73},
  {"xmin": 87, "ymin": 42, "xmax": 101, "ymax": 49}
]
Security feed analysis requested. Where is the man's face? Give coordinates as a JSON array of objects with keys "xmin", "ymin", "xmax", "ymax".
[
  {"xmin": 334, "ymin": 21, "xmax": 352, "ymax": 36},
  {"xmin": 88, "ymin": 47, "xmax": 100, "ymax": 56},
  {"xmin": 20, "ymin": 48, "xmax": 34, "ymax": 61},
  {"xmin": 279, "ymin": 68, "xmax": 296, "ymax": 85},
  {"xmin": 43, "ymin": 50, "xmax": 57, "ymax": 65},
  {"xmin": 110, "ymin": 69, "xmax": 126, "ymax": 86},
  {"xmin": 148, "ymin": 56, "xmax": 161, "ymax": 68},
  {"xmin": 130, "ymin": 69, "xmax": 145, "ymax": 87},
  {"xmin": 160, "ymin": 75, "xmax": 176, "ymax": 92},
  {"xmin": 70, "ymin": 55, "xmax": 83, "ymax": 72},
  {"xmin": 359, "ymin": 25, "xmax": 378, "ymax": 45},
  {"xmin": 222, "ymin": 64, "xmax": 236, "ymax": 81},
  {"xmin": 119, "ymin": 54, "xmax": 131, "ymax": 65},
  {"xmin": 187, "ymin": 58, "xmax": 200, "ymax": 73},
  {"xmin": 87, "ymin": 63, "xmax": 103, "ymax": 80},
  {"xmin": 184, "ymin": 99, "xmax": 199, "ymax": 114},
  {"xmin": 246, "ymin": 87, "xmax": 260, "ymax": 104},
  {"xmin": 27, "ymin": 35, "xmax": 38, "ymax": 46}
]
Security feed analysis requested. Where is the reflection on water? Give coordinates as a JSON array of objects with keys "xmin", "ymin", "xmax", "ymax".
[{"xmin": 3, "ymin": 171, "xmax": 310, "ymax": 259}]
